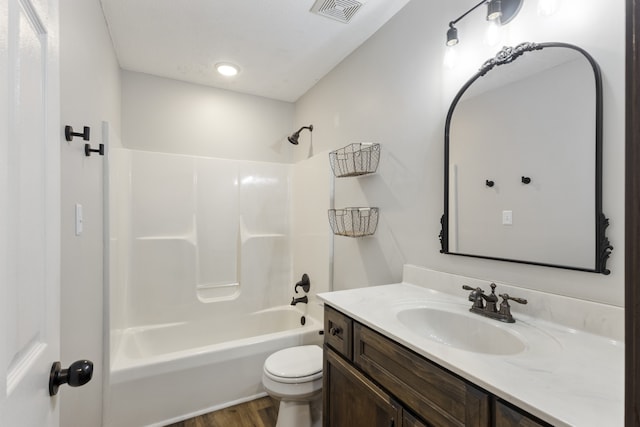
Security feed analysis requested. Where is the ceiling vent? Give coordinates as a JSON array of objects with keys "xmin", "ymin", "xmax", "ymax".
[{"xmin": 311, "ymin": 0, "xmax": 365, "ymax": 24}]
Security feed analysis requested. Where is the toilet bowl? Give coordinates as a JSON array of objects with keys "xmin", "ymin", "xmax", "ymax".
[{"xmin": 262, "ymin": 345, "xmax": 323, "ymax": 427}]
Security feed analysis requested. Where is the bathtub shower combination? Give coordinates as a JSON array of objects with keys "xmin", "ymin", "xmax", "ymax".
[{"xmin": 107, "ymin": 149, "xmax": 322, "ymax": 427}]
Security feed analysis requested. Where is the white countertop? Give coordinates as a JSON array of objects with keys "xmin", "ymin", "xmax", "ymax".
[{"xmin": 318, "ymin": 283, "xmax": 624, "ymax": 427}]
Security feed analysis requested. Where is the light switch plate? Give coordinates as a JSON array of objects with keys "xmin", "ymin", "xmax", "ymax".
[{"xmin": 75, "ymin": 203, "xmax": 83, "ymax": 236}]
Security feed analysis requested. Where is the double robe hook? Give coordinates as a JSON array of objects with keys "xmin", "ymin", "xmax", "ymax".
[
  {"xmin": 485, "ymin": 176, "xmax": 532, "ymax": 187},
  {"xmin": 65, "ymin": 125, "xmax": 104, "ymax": 157}
]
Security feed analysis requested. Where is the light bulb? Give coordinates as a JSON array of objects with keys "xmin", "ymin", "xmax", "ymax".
[
  {"xmin": 444, "ymin": 46, "xmax": 457, "ymax": 69},
  {"xmin": 484, "ymin": 21, "xmax": 502, "ymax": 47}
]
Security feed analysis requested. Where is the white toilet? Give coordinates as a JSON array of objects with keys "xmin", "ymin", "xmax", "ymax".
[{"xmin": 262, "ymin": 345, "xmax": 323, "ymax": 427}]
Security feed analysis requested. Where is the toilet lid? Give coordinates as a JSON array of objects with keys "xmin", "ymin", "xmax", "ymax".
[{"xmin": 264, "ymin": 345, "xmax": 322, "ymax": 380}]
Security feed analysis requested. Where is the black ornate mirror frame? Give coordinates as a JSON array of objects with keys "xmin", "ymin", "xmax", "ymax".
[{"xmin": 440, "ymin": 42, "xmax": 612, "ymax": 274}]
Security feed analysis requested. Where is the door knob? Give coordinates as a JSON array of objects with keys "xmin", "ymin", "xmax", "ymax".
[{"xmin": 49, "ymin": 360, "xmax": 93, "ymax": 396}]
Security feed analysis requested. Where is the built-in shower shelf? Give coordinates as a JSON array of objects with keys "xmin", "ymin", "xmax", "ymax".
[
  {"xmin": 328, "ymin": 207, "xmax": 379, "ymax": 237},
  {"xmin": 135, "ymin": 235, "xmax": 196, "ymax": 243},
  {"xmin": 244, "ymin": 233, "xmax": 286, "ymax": 238},
  {"xmin": 329, "ymin": 143, "xmax": 380, "ymax": 177}
]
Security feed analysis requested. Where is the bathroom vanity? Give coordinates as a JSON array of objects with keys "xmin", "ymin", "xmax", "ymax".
[
  {"xmin": 323, "ymin": 305, "xmax": 546, "ymax": 427},
  {"xmin": 318, "ymin": 267, "xmax": 624, "ymax": 427}
]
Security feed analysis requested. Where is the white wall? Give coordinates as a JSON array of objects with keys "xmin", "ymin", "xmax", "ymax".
[
  {"xmin": 292, "ymin": 153, "xmax": 333, "ymax": 321},
  {"xmin": 294, "ymin": 0, "xmax": 625, "ymax": 307},
  {"xmin": 121, "ymin": 70, "xmax": 295, "ymax": 162},
  {"xmin": 60, "ymin": 0, "xmax": 121, "ymax": 426}
]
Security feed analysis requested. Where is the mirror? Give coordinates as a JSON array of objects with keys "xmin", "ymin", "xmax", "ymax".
[{"xmin": 441, "ymin": 42, "xmax": 612, "ymax": 274}]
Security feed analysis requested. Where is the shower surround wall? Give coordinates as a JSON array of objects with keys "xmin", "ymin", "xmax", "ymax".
[
  {"xmin": 107, "ymin": 148, "xmax": 327, "ymax": 426},
  {"xmin": 110, "ymin": 148, "xmax": 293, "ymax": 334}
]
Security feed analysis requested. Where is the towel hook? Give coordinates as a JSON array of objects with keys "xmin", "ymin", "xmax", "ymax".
[
  {"xmin": 65, "ymin": 125, "xmax": 90, "ymax": 141},
  {"xmin": 85, "ymin": 144, "xmax": 104, "ymax": 157}
]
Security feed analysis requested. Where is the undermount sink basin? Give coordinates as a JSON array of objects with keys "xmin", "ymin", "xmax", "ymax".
[{"xmin": 396, "ymin": 305, "xmax": 527, "ymax": 355}]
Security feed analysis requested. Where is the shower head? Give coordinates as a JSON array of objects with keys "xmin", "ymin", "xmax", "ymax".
[{"xmin": 288, "ymin": 125, "xmax": 313, "ymax": 145}]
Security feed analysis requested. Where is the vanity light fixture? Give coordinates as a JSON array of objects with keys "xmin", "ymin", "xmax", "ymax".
[
  {"xmin": 215, "ymin": 62, "xmax": 239, "ymax": 77},
  {"xmin": 486, "ymin": 0, "xmax": 502, "ymax": 21},
  {"xmin": 446, "ymin": 24, "xmax": 459, "ymax": 46},
  {"xmin": 446, "ymin": 0, "xmax": 522, "ymax": 46}
]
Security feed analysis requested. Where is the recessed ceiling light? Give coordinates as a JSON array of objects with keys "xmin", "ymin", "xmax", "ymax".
[{"xmin": 216, "ymin": 63, "xmax": 239, "ymax": 77}]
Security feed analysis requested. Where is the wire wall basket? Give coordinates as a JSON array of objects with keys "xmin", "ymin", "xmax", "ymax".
[
  {"xmin": 328, "ymin": 207, "xmax": 379, "ymax": 237},
  {"xmin": 329, "ymin": 143, "xmax": 380, "ymax": 177}
]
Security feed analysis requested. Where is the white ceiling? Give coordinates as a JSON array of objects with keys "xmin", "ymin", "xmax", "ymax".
[{"xmin": 100, "ymin": 0, "xmax": 412, "ymax": 103}]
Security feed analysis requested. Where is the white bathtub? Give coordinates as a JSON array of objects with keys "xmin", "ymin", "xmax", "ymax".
[{"xmin": 107, "ymin": 305, "xmax": 323, "ymax": 427}]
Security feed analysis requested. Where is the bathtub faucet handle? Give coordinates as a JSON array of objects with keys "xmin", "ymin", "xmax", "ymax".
[{"xmin": 294, "ymin": 273, "xmax": 310, "ymax": 293}]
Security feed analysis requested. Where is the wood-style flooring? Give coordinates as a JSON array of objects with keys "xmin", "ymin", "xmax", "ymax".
[{"xmin": 165, "ymin": 396, "xmax": 279, "ymax": 427}]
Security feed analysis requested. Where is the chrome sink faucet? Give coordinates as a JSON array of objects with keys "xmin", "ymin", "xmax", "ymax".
[{"xmin": 462, "ymin": 283, "xmax": 527, "ymax": 323}]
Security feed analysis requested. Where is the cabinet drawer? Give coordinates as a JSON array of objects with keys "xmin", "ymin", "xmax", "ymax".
[
  {"xmin": 495, "ymin": 400, "xmax": 551, "ymax": 427},
  {"xmin": 354, "ymin": 322, "xmax": 489, "ymax": 427},
  {"xmin": 324, "ymin": 305, "xmax": 353, "ymax": 360}
]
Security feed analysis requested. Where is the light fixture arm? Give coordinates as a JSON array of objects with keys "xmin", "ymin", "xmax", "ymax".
[
  {"xmin": 449, "ymin": 0, "xmax": 488, "ymax": 27},
  {"xmin": 446, "ymin": 0, "xmax": 522, "ymax": 46}
]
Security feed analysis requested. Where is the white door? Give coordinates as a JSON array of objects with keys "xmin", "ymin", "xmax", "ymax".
[{"xmin": 0, "ymin": 0, "xmax": 61, "ymax": 425}]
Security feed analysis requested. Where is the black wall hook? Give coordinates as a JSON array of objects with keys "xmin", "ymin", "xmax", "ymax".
[
  {"xmin": 485, "ymin": 180, "xmax": 495, "ymax": 188},
  {"xmin": 85, "ymin": 144, "xmax": 104, "ymax": 157},
  {"xmin": 65, "ymin": 125, "xmax": 90, "ymax": 141},
  {"xmin": 521, "ymin": 176, "xmax": 531, "ymax": 184}
]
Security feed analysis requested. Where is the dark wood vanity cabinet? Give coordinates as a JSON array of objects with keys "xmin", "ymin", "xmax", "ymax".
[
  {"xmin": 354, "ymin": 322, "xmax": 489, "ymax": 427},
  {"xmin": 323, "ymin": 305, "xmax": 550, "ymax": 427},
  {"xmin": 494, "ymin": 401, "xmax": 549, "ymax": 427}
]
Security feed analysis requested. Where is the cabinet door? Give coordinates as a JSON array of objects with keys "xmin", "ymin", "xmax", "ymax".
[
  {"xmin": 495, "ymin": 401, "xmax": 551, "ymax": 427},
  {"xmin": 324, "ymin": 346, "xmax": 402, "ymax": 427}
]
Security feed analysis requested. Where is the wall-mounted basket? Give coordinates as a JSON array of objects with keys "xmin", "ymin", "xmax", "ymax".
[
  {"xmin": 329, "ymin": 143, "xmax": 380, "ymax": 177},
  {"xmin": 328, "ymin": 207, "xmax": 379, "ymax": 237}
]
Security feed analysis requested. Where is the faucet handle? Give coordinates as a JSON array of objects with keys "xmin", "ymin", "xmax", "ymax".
[
  {"xmin": 499, "ymin": 293, "xmax": 528, "ymax": 305},
  {"xmin": 295, "ymin": 273, "xmax": 311, "ymax": 293},
  {"xmin": 462, "ymin": 285, "xmax": 484, "ymax": 309},
  {"xmin": 497, "ymin": 293, "xmax": 526, "ymax": 323}
]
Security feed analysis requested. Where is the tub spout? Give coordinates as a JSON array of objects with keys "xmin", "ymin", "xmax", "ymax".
[{"xmin": 291, "ymin": 295, "xmax": 308, "ymax": 306}]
